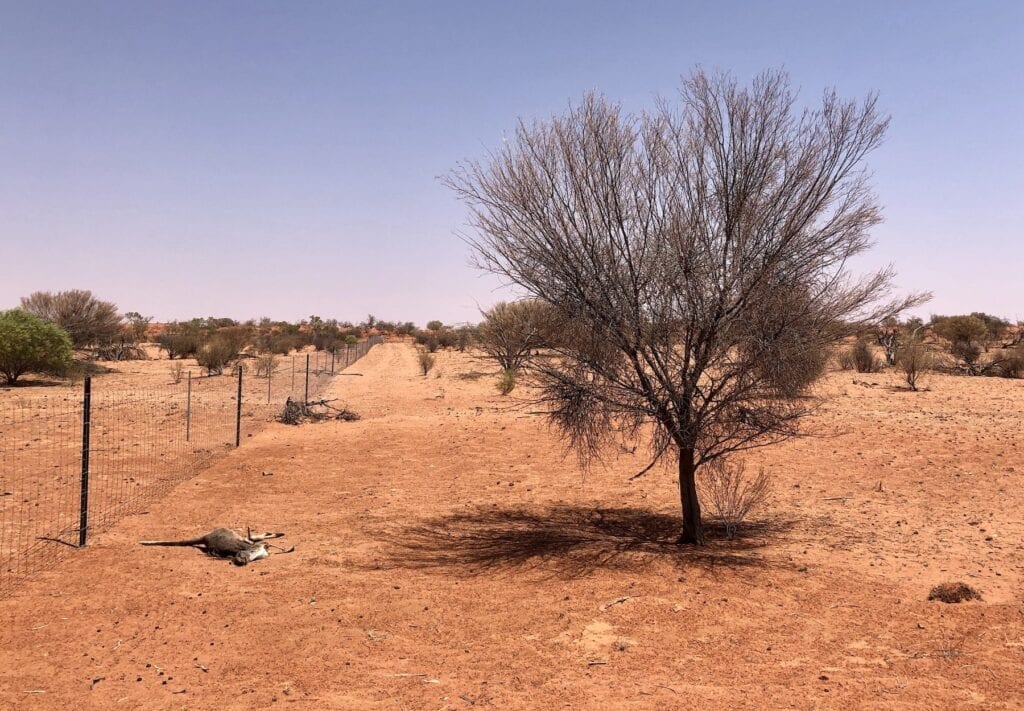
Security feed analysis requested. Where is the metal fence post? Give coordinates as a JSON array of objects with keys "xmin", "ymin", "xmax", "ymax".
[
  {"xmin": 267, "ymin": 361, "xmax": 272, "ymax": 404},
  {"xmin": 291, "ymin": 355, "xmax": 295, "ymax": 394},
  {"xmin": 78, "ymin": 376, "xmax": 92, "ymax": 547},
  {"xmin": 185, "ymin": 370, "xmax": 192, "ymax": 442},
  {"xmin": 331, "ymin": 348, "xmax": 336, "ymax": 375},
  {"xmin": 235, "ymin": 365, "xmax": 243, "ymax": 447},
  {"xmin": 304, "ymin": 353, "xmax": 310, "ymax": 403}
]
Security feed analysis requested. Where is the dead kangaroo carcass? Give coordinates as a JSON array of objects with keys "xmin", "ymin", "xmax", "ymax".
[{"xmin": 140, "ymin": 527, "xmax": 293, "ymax": 565}]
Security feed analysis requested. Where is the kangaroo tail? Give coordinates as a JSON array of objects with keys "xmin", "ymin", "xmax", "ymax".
[{"xmin": 140, "ymin": 538, "xmax": 205, "ymax": 547}]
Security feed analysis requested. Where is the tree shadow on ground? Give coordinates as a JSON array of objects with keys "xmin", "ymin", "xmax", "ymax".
[{"xmin": 382, "ymin": 504, "xmax": 795, "ymax": 580}]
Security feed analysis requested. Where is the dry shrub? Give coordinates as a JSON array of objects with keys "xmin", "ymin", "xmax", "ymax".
[
  {"xmin": 757, "ymin": 340, "xmax": 829, "ymax": 397},
  {"xmin": 280, "ymin": 397, "xmax": 360, "ymax": 425},
  {"xmin": 995, "ymin": 347, "xmax": 1024, "ymax": 379},
  {"xmin": 196, "ymin": 336, "xmax": 237, "ymax": 375},
  {"xmin": 850, "ymin": 339, "xmax": 880, "ymax": 373},
  {"xmin": 928, "ymin": 582, "xmax": 981, "ymax": 604},
  {"xmin": 93, "ymin": 342, "xmax": 147, "ymax": 361},
  {"xmin": 895, "ymin": 339, "xmax": 934, "ymax": 391},
  {"xmin": 20, "ymin": 289, "xmax": 122, "ymax": 349},
  {"xmin": 169, "ymin": 361, "xmax": 184, "ymax": 384},
  {"xmin": 698, "ymin": 457, "xmax": 771, "ymax": 539},
  {"xmin": 836, "ymin": 346, "xmax": 856, "ymax": 371},
  {"xmin": 418, "ymin": 351, "xmax": 435, "ymax": 377},
  {"xmin": 496, "ymin": 368, "xmax": 516, "ymax": 395},
  {"xmin": 254, "ymin": 353, "xmax": 278, "ymax": 378}
]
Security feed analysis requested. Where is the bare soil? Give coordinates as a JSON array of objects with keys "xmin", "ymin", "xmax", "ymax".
[{"xmin": 0, "ymin": 343, "xmax": 1021, "ymax": 709}]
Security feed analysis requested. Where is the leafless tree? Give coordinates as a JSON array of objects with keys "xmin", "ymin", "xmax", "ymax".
[
  {"xmin": 20, "ymin": 289, "xmax": 122, "ymax": 349},
  {"xmin": 447, "ymin": 69, "xmax": 928, "ymax": 544},
  {"xmin": 476, "ymin": 300, "xmax": 551, "ymax": 373}
]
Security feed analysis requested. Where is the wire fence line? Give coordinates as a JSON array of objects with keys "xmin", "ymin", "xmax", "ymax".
[{"xmin": 0, "ymin": 336, "xmax": 382, "ymax": 597}]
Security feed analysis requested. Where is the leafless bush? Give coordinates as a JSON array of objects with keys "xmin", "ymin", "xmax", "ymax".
[
  {"xmin": 20, "ymin": 289, "xmax": 122, "ymax": 349},
  {"xmin": 837, "ymin": 347, "xmax": 856, "ymax": 371},
  {"xmin": 280, "ymin": 397, "xmax": 360, "ymax": 425},
  {"xmin": 418, "ymin": 350, "xmax": 435, "ymax": 377},
  {"xmin": 697, "ymin": 458, "xmax": 771, "ymax": 539},
  {"xmin": 895, "ymin": 338, "xmax": 933, "ymax": 391},
  {"xmin": 254, "ymin": 353, "xmax": 278, "ymax": 378},
  {"xmin": 170, "ymin": 361, "xmax": 184, "ymax": 384},
  {"xmin": 997, "ymin": 348, "xmax": 1024, "ymax": 378},
  {"xmin": 850, "ymin": 339, "xmax": 880, "ymax": 373}
]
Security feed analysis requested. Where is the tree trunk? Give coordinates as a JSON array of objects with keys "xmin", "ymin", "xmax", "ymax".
[{"xmin": 677, "ymin": 447, "xmax": 704, "ymax": 545}]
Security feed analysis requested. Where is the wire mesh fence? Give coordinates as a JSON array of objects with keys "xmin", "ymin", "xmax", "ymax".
[{"xmin": 0, "ymin": 337, "xmax": 381, "ymax": 597}]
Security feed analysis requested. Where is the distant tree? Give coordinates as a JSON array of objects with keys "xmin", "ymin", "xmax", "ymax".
[
  {"xmin": 968, "ymin": 312, "xmax": 1009, "ymax": 350},
  {"xmin": 196, "ymin": 334, "xmax": 240, "ymax": 375},
  {"xmin": 0, "ymin": 309, "xmax": 74, "ymax": 385},
  {"xmin": 448, "ymin": 68, "xmax": 926, "ymax": 543},
  {"xmin": 454, "ymin": 324, "xmax": 478, "ymax": 351},
  {"xmin": 20, "ymin": 290, "xmax": 122, "ymax": 349},
  {"xmin": 426, "ymin": 320, "xmax": 444, "ymax": 331},
  {"xmin": 156, "ymin": 322, "xmax": 205, "ymax": 359},
  {"xmin": 124, "ymin": 311, "xmax": 153, "ymax": 343},
  {"xmin": 477, "ymin": 300, "xmax": 551, "ymax": 372},
  {"xmin": 930, "ymin": 314, "xmax": 989, "ymax": 373}
]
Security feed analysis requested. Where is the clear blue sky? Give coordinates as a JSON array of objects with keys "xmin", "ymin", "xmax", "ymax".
[{"xmin": 2, "ymin": 1, "xmax": 1021, "ymax": 325}]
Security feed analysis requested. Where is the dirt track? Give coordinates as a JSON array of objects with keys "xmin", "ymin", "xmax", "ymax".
[{"xmin": 1, "ymin": 342, "xmax": 1021, "ymax": 709}]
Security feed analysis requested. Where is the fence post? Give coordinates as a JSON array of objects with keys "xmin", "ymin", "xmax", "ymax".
[
  {"xmin": 267, "ymin": 361, "xmax": 272, "ymax": 404},
  {"xmin": 304, "ymin": 353, "xmax": 310, "ymax": 403},
  {"xmin": 291, "ymin": 355, "xmax": 295, "ymax": 393},
  {"xmin": 331, "ymin": 348, "xmax": 335, "ymax": 375},
  {"xmin": 235, "ymin": 365, "xmax": 243, "ymax": 448},
  {"xmin": 185, "ymin": 370, "xmax": 192, "ymax": 442},
  {"xmin": 78, "ymin": 376, "xmax": 92, "ymax": 547}
]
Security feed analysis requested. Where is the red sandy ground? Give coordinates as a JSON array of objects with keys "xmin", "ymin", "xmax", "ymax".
[{"xmin": 0, "ymin": 343, "xmax": 1021, "ymax": 709}]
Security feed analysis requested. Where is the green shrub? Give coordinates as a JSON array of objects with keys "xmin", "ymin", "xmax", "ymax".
[
  {"xmin": 0, "ymin": 309, "xmax": 74, "ymax": 385},
  {"xmin": 437, "ymin": 329, "xmax": 458, "ymax": 350},
  {"xmin": 157, "ymin": 327, "xmax": 204, "ymax": 359}
]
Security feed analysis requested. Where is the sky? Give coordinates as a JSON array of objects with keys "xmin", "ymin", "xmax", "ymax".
[{"xmin": 1, "ymin": 1, "xmax": 1021, "ymax": 325}]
